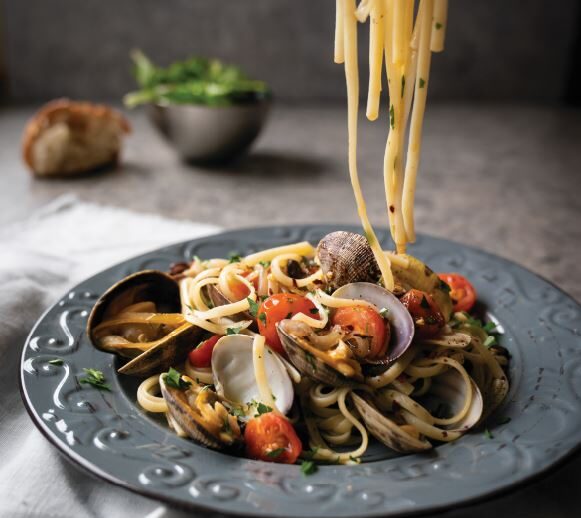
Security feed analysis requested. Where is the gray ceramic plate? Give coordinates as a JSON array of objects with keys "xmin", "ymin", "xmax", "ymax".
[{"xmin": 20, "ymin": 225, "xmax": 581, "ymax": 517}]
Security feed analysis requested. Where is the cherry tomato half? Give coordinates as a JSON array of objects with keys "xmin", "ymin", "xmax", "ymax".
[
  {"xmin": 437, "ymin": 273, "xmax": 477, "ymax": 313},
  {"xmin": 244, "ymin": 412, "xmax": 302, "ymax": 464},
  {"xmin": 258, "ymin": 293, "xmax": 318, "ymax": 355},
  {"xmin": 400, "ymin": 289, "xmax": 445, "ymax": 338},
  {"xmin": 188, "ymin": 335, "xmax": 220, "ymax": 368},
  {"xmin": 331, "ymin": 305, "xmax": 389, "ymax": 358}
]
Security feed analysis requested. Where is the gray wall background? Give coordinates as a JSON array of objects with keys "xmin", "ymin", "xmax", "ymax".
[{"xmin": 1, "ymin": 0, "xmax": 580, "ymax": 104}]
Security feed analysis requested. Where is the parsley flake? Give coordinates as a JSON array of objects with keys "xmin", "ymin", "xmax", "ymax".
[
  {"xmin": 259, "ymin": 260, "xmax": 271, "ymax": 268},
  {"xmin": 309, "ymin": 308, "xmax": 319, "ymax": 315},
  {"xmin": 435, "ymin": 22, "xmax": 443, "ymax": 29},
  {"xmin": 305, "ymin": 351, "xmax": 317, "ymax": 372},
  {"xmin": 258, "ymin": 312, "xmax": 267, "ymax": 324},
  {"xmin": 226, "ymin": 327, "xmax": 241, "ymax": 335},
  {"xmin": 484, "ymin": 335, "xmax": 497, "ymax": 348},
  {"xmin": 228, "ymin": 252, "xmax": 242, "ymax": 263},
  {"xmin": 79, "ymin": 368, "xmax": 111, "ymax": 391},
  {"xmin": 389, "ymin": 104, "xmax": 395, "ymax": 129},
  {"xmin": 165, "ymin": 367, "xmax": 191, "ymax": 390},
  {"xmin": 247, "ymin": 297, "xmax": 260, "ymax": 317},
  {"xmin": 300, "ymin": 460, "xmax": 318, "ymax": 476},
  {"xmin": 230, "ymin": 406, "xmax": 245, "ymax": 417},
  {"xmin": 266, "ymin": 447, "xmax": 285, "ymax": 458},
  {"xmin": 419, "ymin": 77, "xmax": 426, "ymax": 88},
  {"xmin": 483, "ymin": 428, "xmax": 494, "ymax": 439},
  {"xmin": 255, "ymin": 402, "xmax": 273, "ymax": 416}
]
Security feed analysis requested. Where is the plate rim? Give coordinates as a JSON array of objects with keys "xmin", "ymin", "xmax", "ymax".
[{"xmin": 19, "ymin": 224, "xmax": 581, "ymax": 518}]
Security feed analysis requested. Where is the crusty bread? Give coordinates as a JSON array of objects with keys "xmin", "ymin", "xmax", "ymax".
[{"xmin": 22, "ymin": 99, "xmax": 131, "ymax": 177}]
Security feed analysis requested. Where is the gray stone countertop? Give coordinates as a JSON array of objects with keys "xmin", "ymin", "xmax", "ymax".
[
  {"xmin": 2, "ymin": 102, "xmax": 580, "ymax": 300},
  {"xmin": 1, "ymin": 102, "xmax": 581, "ymax": 517}
]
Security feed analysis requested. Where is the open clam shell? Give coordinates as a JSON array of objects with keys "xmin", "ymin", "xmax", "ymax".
[
  {"xmin": 160, "ymin": 375, "xmax": 241, "ymax": 450},
  {"xmin": 352, "ymin": 393, "xmax": 432, "ymax": 452},
  {"xmin": 87, "ymin": 270, "xmax": 202, "ymax": 377},
  {"xmin": 333, "ymin": 282, "xmax": 415, "ymax": 365},
  {"xmin": 211, "ymin": 335, "xmax": 294, "ymax": 415},
  {"xmin": 277, "ymin": 319, "xmax": 360, "ymax": 387},
  {"xmin": 207, "ymin": 284, "xmax": 254, "ymax": 323},
  {"xmin": 427, "ymin": 369, "xmax": 484, "ymax": 434},
  {"xmin": 316, "ymin": 231, "xmax": 381, "ymax": 289}
]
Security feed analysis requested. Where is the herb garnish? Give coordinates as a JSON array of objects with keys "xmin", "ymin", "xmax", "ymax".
[
  {"xmin": 266, "ymin": 447, "xmax": 286, "ymax": 458},
  {"xmin": 435, "ymin": 22, "xmax": 443, "ymax": 29},
  {"xmin": 258, "ymin": 312, "xmax": 267, "ymax": 324},
  {"xmin": 483, "ymin": 428, "xmax": 494, "ymax": 439},
  {"xmin": 419, "ymin": 77, "xmax": 426, "ymax": 88},
  {"xmin": 309, "ymin": 308, "xmax": 319, "ymax": 315},
  {"xmin": 389, "ymin": 104, "xmax": 395, "ymax": 129},
  {"xmin": 305, "ymin": 351, "xmax": 317, "ymax": 372},
  {"xmin": 222, "ymin": 416, "xmax": 232, "ymax": 434},
  {"xmin": 379, "ymin": 307, "xmax": 389, "ymax": 318},
  {"xmin": 228, "ymin": 252, "xmax": 242, "ymax": 263},
  {"xmin": 255, "ymin": 402, "xmax": 273, "ymax": 416},
  {"xmin": 247, "ymin": 297, "xmax": 260, "ymax": 317},
  {"xmin": 79, "ymin": 368, "xmax": 111, "ymax": 391},
  {"xmin": 300, "ymin": 460, "xmax": 318, "ymax": 476},
  {"xmin": 484, "ymin": 335, "xmax": 497, "ymax": 348},
  {"xmin": 165, "ymin": 367, "xmax": 191, "ymax": 390},
  {"xmin": 48, "ymin": 359, "xmax": 64, "ymax": 366},
  {"xmin": 230, "ymin": 406, "xmax": 245, "ymax": 417},
  {"xmin": 226, "ymin": 327, "xmax": 241, "ymax": 335},
  {"xmin": 259, "ymin": 260, "xmax": 271, "ymax": 268},
  {"xmin": 303, "ymin": 447, "xmax": 319, "ymax": 459}
]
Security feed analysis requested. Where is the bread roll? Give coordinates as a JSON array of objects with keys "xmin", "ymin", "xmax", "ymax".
[{"xmin": 22, "ymin": 99, "xmax": 131, "ymax": 177}]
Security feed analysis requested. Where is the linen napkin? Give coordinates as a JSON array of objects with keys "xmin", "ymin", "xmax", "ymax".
[{"xmin": 0, "ymin": 195, "xmax": 218, "ymax": 518}]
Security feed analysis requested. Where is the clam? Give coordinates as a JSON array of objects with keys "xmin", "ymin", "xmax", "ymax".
[
  {"xmin": 207, "ymin": 284, "xmax": 254, "ymax": 323},
  {"xmin": 316, "ymin": 231, "xmax": 380, "ymax": 289},
  {"xmin": 426, "ymin": 368, "xmax": 484, "ymax": 434},
  {"xmin": 160, "ymin": 374, "xmax": 241, "ymax": 450},
  {"xmin": 277, "ymin": 282, "xmax": 415, "ymax": 385},
  {"xmin": 211, "ymin": 335, "xmax": 294, "ymax": 415},
  {"xmin": 351, "ymin": 392, "xmax": 432, "ymax": 452},
  {"xmin": 87, "ymin": 270, "xmax": 202, "ymax": 377}
]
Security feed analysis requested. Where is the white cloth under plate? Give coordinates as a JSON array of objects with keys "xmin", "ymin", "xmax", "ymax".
[{"xmin": 0, "ymin": 195, "xmax": 218, "ymax": 518}]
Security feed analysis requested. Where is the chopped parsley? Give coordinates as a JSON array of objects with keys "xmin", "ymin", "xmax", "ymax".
[
  {"xmin": 303, "ymin": 447, "xmax": 320, "ymax": 460},
  {"xmin": 300, "ymin": 460, "xmax": 318, "ymax": 476},
  {"xmin": 483, "ymin": 321, "xmax": 498, "ymax": 333},
  {"xmin": 389, "ymin": 104, "xmax": 395, "ymax": 129},
  {"xmin": 483, "ymin": 428, "xmax": 494, "ymax": 439},
  {"xmin": 309, "ymin": 308, "xmax": 319, "ymax": 315},
  {"xmin": 226, "ymin": 327, "xmax": 241, "ymax": 335},
  {"xmin": 164, "ymin": 367, "xmax": 191, "ymax": 390},
  {"xmin": 419, "ymin": 77, "xmax": 426, "ymax": 88},
  {"xmin": 420, "ymin": 295, "xmax": 431, "ymax": 309},
  {"xmin": 259, "ymin": 260, "xmax": 271, "ymax": 268},
  {"xmin": 266, "ymin": 447, "xmax": 286, "ymax": 458},
  {"xmin": 258, "ymin": 312, "xmax": 267, "ymax": 324},
  {"xmin": 435, "ymin": 22, "xmax": 443, "ymax": 29},
  {"xmin": 222, "ymin": 416, "xmax": 232, "ymax": 434},
  {"xmin": 379, "ymin": 307, "xmax": 389, "ymax": 318},
  {"xmin": 228, "ymin": 252, "xmax": 242, "ymax": 263},
  {"xmin": 229, "ymin": 406, "xmax": 245, "ymax": 417},
  {"xmin": 255, "ymin": 402, "xmax": 273, "ymax": 416},
  {"xmin": 247, "ymin": 297, "xmax": 259, "ymax": 317},
  {"xmin": 48, "ymin": 359, "xmax": 63, "ymax": 366},
  {"xmin": 79, "ymin": 368, "xmax": 111, "ymax": 391}
]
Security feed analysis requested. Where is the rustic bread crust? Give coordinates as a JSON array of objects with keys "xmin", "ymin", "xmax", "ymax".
[{"xmin": 21, "ymin": 99, "xmax": 131, "ymax": 176}]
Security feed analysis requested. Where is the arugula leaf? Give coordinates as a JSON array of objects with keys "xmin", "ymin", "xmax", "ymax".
[
  {"xmin": 300, "ymin": 460, "xmax": 318, "ymax": 476},
  {"xmin": 79, "ymin": 368, "xmax": 111, "ymax": 391},
  {"xmin": 165, "ymin": 367, "xmax": 191, "ymax": 390},
  {"xmin": 226, "ymin": 327, "xmax": 241, "ymax": 335},
  {"xmin": 247, "ymin": 297, "xmax": 259, "ymax": 317},
  {"xmin": 266, "ymin": 447, "xmax": 285, "ymax": 458},
  {"xmin": 48, "ymin": 359, "xmax": 63, "ymax": 366}
]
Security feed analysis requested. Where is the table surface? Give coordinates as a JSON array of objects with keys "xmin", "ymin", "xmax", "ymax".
[{"xmin": 1, "ymin": 102, "xmax": 581, "ymax": 517}]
